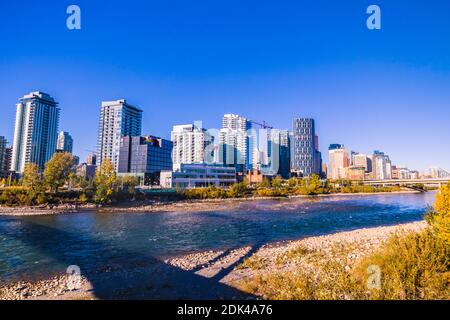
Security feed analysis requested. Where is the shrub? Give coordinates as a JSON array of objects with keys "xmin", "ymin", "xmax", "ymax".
[
  {"xmin": 354, "ymin": 229, "xmax": 450, "ymax": 300},
  {"xmin": 241, "ymin": 186, "xmax": 450, "ymax": 300},
  {"xmin": 228, "ymin": 182, "xmax": 248, "ymax": 198},
  {"xmin": 426, "ymin": 183, "xmax": 450, "ymax": 246}
]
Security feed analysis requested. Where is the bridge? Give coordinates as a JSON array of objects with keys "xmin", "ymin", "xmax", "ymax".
[{"xmin": 360, "ymin": 178, "xmax": 450, "ymax": 188}]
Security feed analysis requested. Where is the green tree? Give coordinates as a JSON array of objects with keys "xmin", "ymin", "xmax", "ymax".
[
  {"xmin": 21, "ymin": 163, "xmax": 46, "ymax": 203},
  {"xmin": 44, "ymin": 152, "xmax": 75, "ymax": 193},
  {"xmin": 228, "ymin": 182, "xmax": 248, "ymax": 198},
  {"xmin": 118, "ymin": 175, "xmax": 139, "ymax": 194},
  {"xmin": 95, "ymin": 159, "xmax": 118, "ymax": 203}
]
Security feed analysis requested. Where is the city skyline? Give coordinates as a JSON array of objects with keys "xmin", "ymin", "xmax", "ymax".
[
  {"xmin": 1, "ymin": 91, "xmax": 448, "ymax": 174},
  {"xmin": 1, "ymin": 1, "xmax": 450, "ymax": 171}
]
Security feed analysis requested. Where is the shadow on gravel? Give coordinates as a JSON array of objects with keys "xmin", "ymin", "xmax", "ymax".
[{"xmin": 3, "ymin": 219, "xmax": 257, "ymax": 300}]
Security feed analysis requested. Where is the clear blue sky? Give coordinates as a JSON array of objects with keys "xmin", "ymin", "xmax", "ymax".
[{"xmin": 1, "ymin": 0, "xmax": 449, "ymax": 171}]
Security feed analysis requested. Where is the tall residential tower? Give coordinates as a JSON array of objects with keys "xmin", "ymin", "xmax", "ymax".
[
  {"xmin": 171, "ymin": 123, "xmax": 213, "ymax": 168},
  {"xmin": 11, "ymin": 92, "xmax": 60, "ymax": 173},
  {"xmin": 97, "ymin": 99, "xmax": 142, "ymax": 171},
  {"xmin": 218, "ymin": 114, "xmax": 252, "ymax": 173}
]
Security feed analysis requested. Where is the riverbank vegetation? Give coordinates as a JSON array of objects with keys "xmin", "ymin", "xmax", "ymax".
[
  {"xmin": 180, "ymin": 175, "xmax": 404, "ymax": 200},
  {"xmin": 0, "ymin": 153, "xmax": 140, "ymax": 207},
  {"xmin": 239, "ymin": 184, "xmax": 450, "ymax": 300},
  {"xmin": 0, "ymin": 152, "xmax": 415, "ymax": 207}
]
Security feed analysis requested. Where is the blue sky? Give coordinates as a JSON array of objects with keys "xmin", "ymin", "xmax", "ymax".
[{"xmin": 1, "ymin": 0, "xmax": 449, "ymax": 171}]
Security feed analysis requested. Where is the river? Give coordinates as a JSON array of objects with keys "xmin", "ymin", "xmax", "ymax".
[{"xmin": 0, "ymin": 192, "xmax": 436, "ymax": 284}]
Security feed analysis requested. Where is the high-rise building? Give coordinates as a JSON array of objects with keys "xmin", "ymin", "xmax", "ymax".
[
  {"xmin": 397, "ymin": 166, "xmax": 411, "ymax": 180},
  {"xmin": 0, "ymin": 138, "xmax": 12, "ymax": 179},
  {"xmin": 171, "ymin": 123, "xmax": 213, "ymax": 168},
  {"xmin": 86, "ymin": 153, "xmax": 97, "ymax": 166},
  {"xmin": 264, "ymin": 129, "xmax": 290, "ymax": 178},
  {"xmin": 352, "ymin": 153, "xmax": 371, "ymax": 173},
  {"xmin": 292, "ymin": 118, "xmax": 321, "ymax": 177},
  {"xmin": 0, "ymin": 136, "xmax": 7, "ymax": 173},
  {"xmin": 429, "ymin": 167, "xmax": 450, "ymax": 179},
  {"xmin": 372, "ymin": 150, "xmax": 392, "ymax": 180},
  {"xmin": 218, "ymin": 114, "xmax": 252, "ymax": 173},
  {"xmin": 97, "ymin": 99, "xmax": 142, "ymax": 171},
  {"xmin": 327, "ymin": 144, "xmax": 350, "ymax": 180},
  {"xmin": 118, "ymin": 135, "xmax": 173, "ymax": 185},
  {"xmin": 11, "ymin": 92, "xmax": 60, "ymax": 173},
  {"xmin": 56, "ymin": 131, "xmax": 73, "ymax": 153}
]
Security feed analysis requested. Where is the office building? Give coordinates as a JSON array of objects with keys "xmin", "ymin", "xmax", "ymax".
[
  {"xmin": 0, "ymin": 136, "xmax": 7, "ymax": 173},
  {"xmin": 352, "ymin": 153, "xmax": 372, "ymax": 173},
  {"xmin": 372, "ymin": 150, "xmax": 392, "ymax": 180},
  {"xmin": 160, "ymin": 163, "xmax": 236, "ymax": 189},
  {"xmin": 264, "ymin": 129, "xmax": 290, "ymax": 178},
  {"xmin": 56, "ymin": 131, "xmax": 73, "ymax": 153},
  {"xmin": 97, "ymin": 99, "xmax": 142, "ymax": 171},
  {"xmin": 76, "ymin": 163, "xmax": 97, "ymax": 179},
  {"xmin": 429, "ymin": 167, "xmax": 450, "ymax": 179},
  {"xmin": 87, "ymin": 153, "xmax": 97, "ymax": 166},
  {"xmin": 397, "ymin": 166, "xmax": 411, "ymax": 180},
  {"xmin": 11, "ymin": 92, "xmax": 60, "ymax": 173},
  {"xmin": 346, "ymin": 166, "xmax": 366, "ymax": 180},
  {"xmin": 118, "ymin": 135, "xmax": 173, "ymax": 185},
  {"xmin": 292, "ymin": 118, "xmax": 321, "ymax": 177},
  {"xmin": 327, "ymin": 144, "xmax": 350, "ymax": 180}
]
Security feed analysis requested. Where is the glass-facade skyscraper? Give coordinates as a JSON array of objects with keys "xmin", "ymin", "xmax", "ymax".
[
  {"xmin": 11, "ymin": 92, "xmax": 60, "ymax": 173},
  {"xmin": 56, "ymin": 131, "xmax": 73, "ymax": 153},
  {"xmin": 291, "ymin": 118, "xmax": 322, "ymax": 177},
  {"xmin": 118, "ymin": 135, "xmax": 173, "ymax": 185}
]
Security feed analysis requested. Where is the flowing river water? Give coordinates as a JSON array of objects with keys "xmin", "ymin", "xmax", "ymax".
[{"xmin": 0, "ymin": 192, "xmax": 436, "ymax": 284}]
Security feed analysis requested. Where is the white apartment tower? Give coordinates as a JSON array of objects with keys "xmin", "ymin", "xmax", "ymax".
[
  {"xmin": 219, "ymin": 114, "xmax": 252, "ymax": 173},
  {"xmin": 97, "ymin": 99, "xmax": 142, "ymax": 171},
  {"xmin": 11, "ymin": 92, "xmax": 60, "ymax": 173},
  {"xmin": 171, "ymin": 123, "xmax": 213, "ymax": 168}
]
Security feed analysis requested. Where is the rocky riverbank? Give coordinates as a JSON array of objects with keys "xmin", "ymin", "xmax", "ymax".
[
  {"xmin": 0, "ymin": 203, "xmax": 97, "ymax": 216},
  {"xmin": 0, "ymin": 220, "xmax": 427, "ymax": 300}
]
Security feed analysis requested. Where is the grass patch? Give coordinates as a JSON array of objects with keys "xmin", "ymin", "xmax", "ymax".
[
  {"xmin": 240, "ymin": 228, "xmax": 450, "ymax": 300},
  {"xmin": 236, "ymin": 256, "xmax": 267, "ymax": 271},
  {"xmin": 275, "ymin": 245, "xmax": 316, "ymax": 266}
]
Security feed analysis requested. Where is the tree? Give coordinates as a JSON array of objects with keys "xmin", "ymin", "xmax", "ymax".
[
  {"xmin": 21, "ymin": 163, "xmax": 46, "ymax": 203},
  {"xmin": 95, "ymin": 159, "xmax": 118, "ymax": 203},
  {"xmin": 427, "ymin": 183, "xmax": 450, "ymax": 246},
  {"xmin": 44, "ymin": 152, "xmax": 75, "ymax": 193},
  {"xmin": 228, "ymin": 182, "xmax": 248, "ymax": 198},
  {"xmin": 271, "ymin": 176, "xmax": 284, "ymax": 189}
]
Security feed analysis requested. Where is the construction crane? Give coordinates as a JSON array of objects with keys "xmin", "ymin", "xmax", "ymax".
[{"xmin": 249, "ymin": 120, "xmax": 273, "ymax": 129}]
